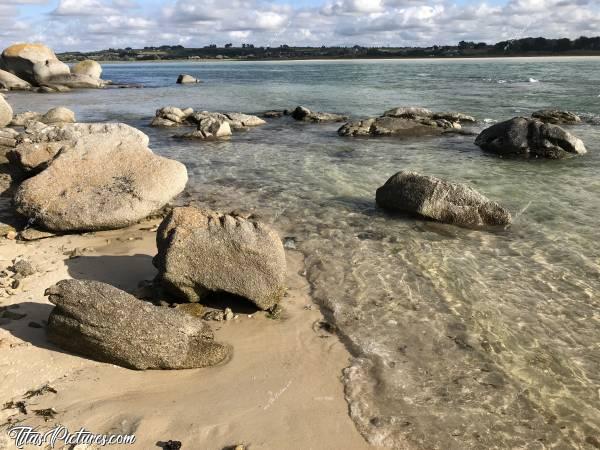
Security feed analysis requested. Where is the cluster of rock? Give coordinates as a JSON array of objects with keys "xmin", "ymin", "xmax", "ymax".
[
  {"xmin": 290, "ymin": 106, "xmax": 348, "ymax": 123},
  {"xmin": 531, "ymin": 109, "xmax": 581, "ymax": 125},
  {"xmin": 0, "ymin": 259, "xmax": 36, "ymax": 300},
  {"xmin": 474, "ymin": 117, "xmax": 586, "ymax": 159},
  {"xmin": 151, "ymin": 106, "xmax": 266, "ymax": 140},
  {"xmin": 376, "ymin": 171, "xmax": 512, "ymax": 227},
  {"xmin": 338, "ymin": 107, "xmax": 476, "ymax": 137},
  {"xmin": 0, "ymin": 43, "xmax": 106, "ymax": 92},
  {"xmin": 43, "ymin": 206, "xmax": 287, "ymax": 369}
]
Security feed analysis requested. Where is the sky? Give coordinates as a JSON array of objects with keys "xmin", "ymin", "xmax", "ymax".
[{"xmin": 0, "ymin": 0, "xmax": 598, "ymax": 52}]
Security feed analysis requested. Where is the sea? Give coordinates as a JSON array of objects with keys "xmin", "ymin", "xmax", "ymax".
[{"xmin": 7, "ymin": 57, "xmax": 600, "ymax": 449}]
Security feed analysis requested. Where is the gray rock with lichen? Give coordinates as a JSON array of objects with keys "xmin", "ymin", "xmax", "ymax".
[
  {"xmin": 154, "ymin": 207, "xmax": 287, "ymax": 310},
  {"xmin": 376, "ymin": 171, "xmax": 512, "ymax": 227},
  {"xmin": 475, "ymin": 117, "xmax": 586, "ymax": 158},
  {"xmin": 46, "ymin": 279, "xmax": 231, "ymax": 370}
]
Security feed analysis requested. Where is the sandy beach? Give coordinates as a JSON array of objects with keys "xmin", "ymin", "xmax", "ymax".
[{"xmin": 0, "ymin": 219, "xmax": 377, "ymax": 449}]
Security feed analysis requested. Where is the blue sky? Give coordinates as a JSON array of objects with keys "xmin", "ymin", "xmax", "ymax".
[{"xmin": 2, "ymin": 0, "xmax": 599, "ymax": 52}]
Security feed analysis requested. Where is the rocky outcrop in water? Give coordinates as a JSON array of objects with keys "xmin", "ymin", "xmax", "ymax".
[
  {"xmin": 0, "ymin": 96, "xmax": 12, "ymax": 128},
  {"xmin": 151, "ymin": 107, "xmax": 265, "ymax": 134},
  {"xmin": 291, "ymin": 106, "xmax": 348, "ymax": 123},
  {"xmin": 376, "ymin": 171, "xmax": 512, "ymax": 227},
  {"xmin": 531, "ymin": 109, "xmax": 581, "ymax": 125},
  {"xmin": 46, "ymin": 279, "xmax": 230, "ymax": 370},
  {"xmin": 151, "ymin": 106, "xmax": 195, "ymax": 127},
  {"xmin": 154, "ymin": 207, "xmax": 287, "ymax": 310},
  {"xmin": 475, "ymin": 117, "xmax": 586, "ymax": 158},
  {"xmin": 181, "ymin": 114, "xmax": 232, "ymax": 139},
  {"xmin": 338, "ymin": 107, "xmax": 475, "ymax": 137},
  {"xmin": 0, "ymin": 43, "xmax": 106, "ymax": 90},
  {"xmin": 14, "ymin": 122, "xmax": 187, "ymax": 231},
  {"xmin": 177, "ymin": 74, "xmax": 201, "ymax": 84}
]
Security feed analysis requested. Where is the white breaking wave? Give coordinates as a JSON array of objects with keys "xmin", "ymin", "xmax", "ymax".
[{"xmin": 528, "ymin": 77, "xmax": 539, "ymax": 83}]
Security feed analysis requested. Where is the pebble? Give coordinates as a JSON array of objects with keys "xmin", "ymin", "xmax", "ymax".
[
  {"xmin": 224, "ymin": 308, "xmax": 234, "ymax": 321},
  {"xmin": 11, "ymin": 259, "xmax": 36, "ymax": 277},
  {"xmin": 6, "ymin": 231, "xmax": 17, "ymax": 240},
  {"xmin": 28, "ymin": 321, "xmax": 43, "ymax": 329}
]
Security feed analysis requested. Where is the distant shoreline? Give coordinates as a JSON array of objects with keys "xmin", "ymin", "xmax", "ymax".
[{"xmin": 90, "ymin": 54, "xmax": 600, "ymax": 64}]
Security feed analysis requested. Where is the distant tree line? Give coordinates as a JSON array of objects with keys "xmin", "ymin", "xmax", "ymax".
[{"xmin": 57, "ymin": 36, "xmax": 600, "ymax": 62}]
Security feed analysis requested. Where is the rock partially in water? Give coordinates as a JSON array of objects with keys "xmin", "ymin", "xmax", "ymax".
[
  {"xmin": 0, "ymin": 96, "xmax": 13, "ymax": 128},
  {"xmin": 150, "ymin": 106, "xmax": 194, "ymax": 127},
  {"xmin": 46, "ymin": 279, "xmax": 230, "ymax": 370},
  {"xmin": 376, "ymin": 171, "xmax": 512, "ymax": 227},
  {"xmin": 531, "ymin": 109, "xmax": 581, "ymax": 125},
  {"xmin": 14, "ymin": 123, "xmax": 187, "ymax": 231},
  {"xmin": 181, "ymin": 115, "xmax": 232, "ymax": 139},
  {"xmin": 224, "ymin": 112, "xmax": 266, "ymax": 128},
  {"xmin": 475, "ymin": 117, "xmax": 586, "ymax": 159},
  {"xmin": 154, "ymin": 207, "xmax": 287, "ymax": 310},
  {"xmin": 339, "ymin": 106, "xmax": 475, "ymax": 137},
  {"xmin": 291, "ymin": 106, "xmax": 348, "ymax": 123},
  {"xmin": 177, "ymin": 74, "xmax": 201, "ymax": 84},
  {"xmin": 72, "ymin": 60, "xmax": 102, "ymax": 80}
]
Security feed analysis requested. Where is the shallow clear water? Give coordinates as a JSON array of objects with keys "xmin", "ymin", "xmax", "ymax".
[{"xmin": 7, "ymin": 57, "xmax": 600, "ymax": 449}]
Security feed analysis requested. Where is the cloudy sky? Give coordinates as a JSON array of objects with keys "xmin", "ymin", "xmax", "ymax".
[{"xmin": 1, "ymin": 0, "xmax": 598, "ymax": 52}]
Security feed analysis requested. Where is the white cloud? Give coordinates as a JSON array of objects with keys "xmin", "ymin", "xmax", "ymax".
[{"xmin": 0, "ymin": 0, "xmax": 598, "ymax": 51}]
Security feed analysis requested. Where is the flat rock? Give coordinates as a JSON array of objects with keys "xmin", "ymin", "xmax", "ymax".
[
  {"xmin": 14, "ymin": 123, "xmax": 187, "ymax": 231},
  {"xmin": 46, "ymin": 279, "xmax": 230, "ymax": 370},
  {"xmin": 376, "ymin": 171, "xmax": 512, "ymax": 227},
  {"xmin": 154, "ymin": 207, "xmax": 287, "ymax": 310},
  {"xmin": 475, "ymin": 117, "xmax": 586, "ymax": 158}
]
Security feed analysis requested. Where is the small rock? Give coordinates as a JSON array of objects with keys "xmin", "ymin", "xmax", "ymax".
[
  {"xmin": 175, "ymin": 303, "xmax": 205, "ymax": 318},
  {"xmin": 11, "ymin": 279, "xmax": 20, "ymax": 289},
  {"xmin": 161, "ymin": 440, "xmax": 182, "ymax": 450},
  {"xmin": 283, "ymin": 236, "xmax": 297, "ymax": 250},
  {"xmin": 11, "ymin": 259, "xmax": 36, "ymax": 277},
  {"xmin": 28, "ymin": 321, "xmax": 42, "ymax": 329},
  {"xmin": 224, "ymin": 308, "xmax": 234, "ymax": 321},
  {"xmin": 19, "ymin": 227, "xmax": 57, "ymax": 241},
  {"xmin": 6, "ymin": 230, "xmax": 17, "ymax": 240}
]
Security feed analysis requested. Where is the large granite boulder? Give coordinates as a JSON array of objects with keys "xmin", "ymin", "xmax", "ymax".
[
  {"xmin": 339, "ymin": 106, "xmax": 475, "ymax": 137},
  {"xmin": 14, "ymin": 123, "xmax": 187, "ymax": 231},
  {"xmin": 154, "ymin": 207, "xmax": 287, "ymax": 310},
  {"xmin": 0, "ymin": 96, "xmax": 12, "ymax": 128},
  {"xmin": 0, "ymin": 69, "xmax": 31, "ymax": 90},
  {"xmin": 0, "ymin": 43, "xmax": 71, "ymax": 86},
  {"xmin": 376, "ymin": 171, "xmax": 512, "ymax": 227},
  {"xmin": 291, "ymin": 106, "xmax": 347, "ymax": 123},
  {"xmin": 475, "ymin": 117, "xmax": 586, "ymax": 159},
  {"xmin": 46, "ymin": 279, "xmax": 230, "ymax": 370},
  {"xmin": 177, "ymin": 74, "xmax": 201, "ymax": 84},
  {"xmin": 9, "ymin": 122, "xmax": 148, "ymax": 172},
  {"xmin": 531, "ymin": 109, "xmax": 581, "ymax": 125},
  {"xmin": 72, "ymin": 60, "xmax": 102, "ymax": 79}
]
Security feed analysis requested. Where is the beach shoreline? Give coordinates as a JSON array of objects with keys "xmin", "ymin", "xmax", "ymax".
[{"xmin": 0, "ymin": 219, "xmax": 379, "ymax": 450}]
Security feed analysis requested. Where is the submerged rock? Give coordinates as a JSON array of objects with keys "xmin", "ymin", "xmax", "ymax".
[
  {"xmin": 531, "ymin": 109, "xmax": 581, "ymax": 125},
  {"xmin": 475, "ymin": 117, "xmax": 586, "ymax": 159},
  {"xmin": 339, "ymin": 106, "xmax": 475, "ymax": 137},
  {"xmin": 46, "ymin": 279, "xmax": 230, "ymax": 370},
  {"xmin": 154, "ymin": 207, "xmax": 287, "ymax": 310},
  {"xmin": 291, "ymin": 106, "xmax": 347, "ymax": 123},
  {"xmin": 14, "ymin": 123, "xmax": 187, "ymax": 231},
  {"xmin": 376, "ymin": 171, "xmax": 512, "ymax": 227},
  {"xmin": 177, "ymin": 74, "xmax": 201, "ymax": 84},
  {"xmin": 0, "ymin": 96, "xmax": 12, "ymax": 128}
]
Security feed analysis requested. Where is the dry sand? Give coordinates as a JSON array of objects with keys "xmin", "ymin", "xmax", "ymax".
[{"xmin": 0, "ymin": 219, "xmax": 379, "ymax": 450}]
